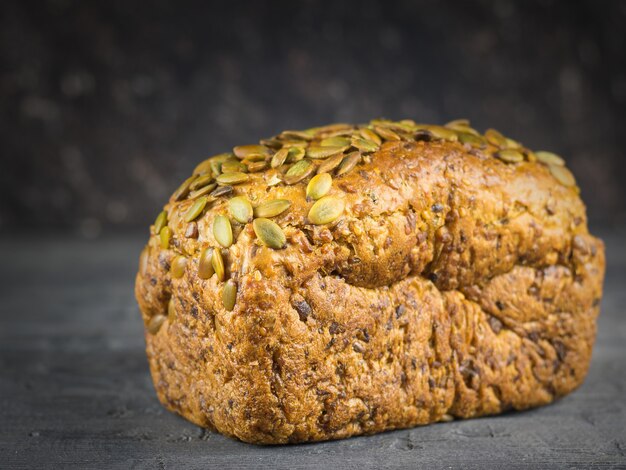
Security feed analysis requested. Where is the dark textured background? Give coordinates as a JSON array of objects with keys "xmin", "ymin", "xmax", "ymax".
[{"xmin": 1, "ymin": 0, "xmax": 625, "ymax": 237}]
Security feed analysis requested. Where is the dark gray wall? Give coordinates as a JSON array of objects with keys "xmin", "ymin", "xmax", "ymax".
[{"xmin": 1, "ymin": 0, "xmax": 625, "ymax": 235}]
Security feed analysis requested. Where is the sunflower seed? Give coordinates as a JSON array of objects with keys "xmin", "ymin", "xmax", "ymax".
[
  {"xmin": 209, "ymin": 185, "xmax": 234, "ymax": 198},
  {"xmin": 159, "ymin": 227, "xmax": 171, "ymax": 249},
  {"xmin": 154, "ymin": 210, "xmax": 167, "ymax": 235},
  {"xmin": 535, "ymin": 150, "xmax": 565, "ymax": 166},
  {"xmin": 308, "ymin": 196, "xmax": 345, "ymax": 225},
  {"xmin": 213, "ymin": 215, "xmax": 233, "ymax": 248},
  {"xmin": 222, "ymin": 279, "xmax": 237, "ymax": 311},
  {"xmin": 184, "ymin": 196, "xmax": 208, "ymax": 222},
  {"xmin": 167, "ymin": 298, "xmax": 176, "ymax": 322},
  {"xmin": 485, "ymin": 128, "xmax": 507, "ymax": 147},
  {"xmin": 270, "ymin": 148, "xmax": 289, "ymax": 168},
  {"xmin": 495, "ymin": 149, "xmax": 524, "ymax": 163},
  {"xmin": 212, "ymin": 248, "xmax": 225, "ymax": 281},
  {"xmin": 317, "ymin": 152, "xmax": 346, "ymax": 174},
  {"xmin": 373, "ymin": 125, "xmax": 401, "ymax": 141},
  {"xmin": 549, "ymin": 164, "xmax": 576, "ymax": 187},
  {"xmin": 306, "ymin": 173, "xmax": 332, "ymax": 200},
  {"xmin": 216, "ymin": 172, "xmax": 249, "ymax": 185},
  {"xmin": 148, "ymin": 314, "xmax": 166, "ymax": 334},
  {"xmin": 360, "ymin": 128, "xmax": 382, "ymax": 145},
  {"xmin": 284, "ymin": 159, "xmax": 314, "ymax": 184},
  {"xmin": 320, "ymin": 136, "xmax": 351, "ymax": 147},
  {"xmin": 185, "ymin": 221, "xmax": 198, "ymax": 238},
  {"xmin": 233, "ymin": 144, "xmax": 270, "ymax": 159},
  {"xmin": 253, "ymin": 218, "xmax": 287, "ymax": 249},
  {"xmin": 198, "ymin": 247, "xmax": 215, "ymax": 279},
  {"xmin": 171, "ymin": 176, "xmax": 196, "ymax": 201},
  {"xmin": 170, "ymin": 255, "xmax": 187, "ymax": 278},
  {"xmin": 247, "ymin": 161, "xmax": 268, "ymax": 172},
  {"xmin": 188, "ymin": 183, "xmax": 217, "ymax": 200},
  {"xmin": 220, "ymin": 160, "xmax": 248, "ymax": 173},
  {"xmin": 335, "ymin": 152, "xmax": 361, "ymax": 176},
  {"xmin": 351, "ymin": 136, "xmax": 379, "ymax": 153},
  {"xmin": 189, "ymin": 174, "xmax": 215, "ymax": 190},
  {"xmin": 254, "ymin": 199, "xmax": 291, "ymax": 218},
  {"xmin": 228, "ymin": 196, "xmax": 253, "ymax": 223}
]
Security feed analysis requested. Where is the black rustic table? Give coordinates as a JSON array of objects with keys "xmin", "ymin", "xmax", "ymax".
[{"xmin": 1, "ymin": 232, "xmax": 624, "ymax": 469}]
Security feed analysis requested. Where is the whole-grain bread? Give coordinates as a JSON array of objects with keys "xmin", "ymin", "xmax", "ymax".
[{"xmin": 135, "ymin": 119, "xmax": 605, "ymax": 444}]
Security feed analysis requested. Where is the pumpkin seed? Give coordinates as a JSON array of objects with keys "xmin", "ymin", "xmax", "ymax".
[
  {"xmin": 280, "ymin": 129, "xmax": 317, "ymax": 140},
  {"xmin": 198, "ymin": 247, "xmax": 215, "ymax": 279},
  {"xmin": 458, "ymin": 132, "xmax": 485, "ymax": 146},
  {"xmin": 170, "ymin": 255, "xmax": 187, "ymax": 278},
  {"xmin": 148, "ymin": 314, "xmax": 166, "ymax": 334},
  {"xmin": 222, "ymin": 279, "xmax": 237, "ymax": 311},
  {"xmin": 281, "ymin": 140, "xmax": 309, "ymax": 148},
  {"xmin": 549, "ymin": 164, "xmax": 576, "ymax": 187},
  {"xmin": 284, "ymin": 159, "xmax": 314, "ymax": 184},
  {"xmin": 184, "ymin": 196, "xmax": 208, "ymax": 222},
  {"xmin": 360, "ymin": 128, "xmax": 382, "ymax": 145},
  {"xmin": 210, "ymin": 185, "xmax": 234, "ymax": 198},
  {"xmin": 153, "ymin": 210, "xmax": 167, "ymax": 235},
  {"xmin": 306, "ymin": 173, "xmax": 332, "ymax": 200},
  {"xmin": 314, "ymin": 123, "xmax": 353, "ymax": 134},
  {"xmin": 444, "ymin": 118, "xmax": 470, "ymax": 127},
  {"xmin": 320, "ymin": 136, "xmax": 351, "ymax": 147},
  {"xmin": 193, "ymin": 158, "xmax": 213, "ymax": 176},
  {"xmin": 495, "ymin": 149, "xmax": 524, "ymax": 163},
  {"xmin": 306, "ymin": 145, "xmax": 347, "ymax": 159},
  {"xmin": 159, "ymin": 227, "xmax": 171, "ymax": 249},
  {"xmin": 189, "ymin": 174, "xmax": 214, "ymax": 190},
  {"xmin": 233, "ymin": 144, "xmax": 270, "ymax": 159},
  {"xmin": 213, "ymin": 215, "xmax": 233, "ymax": 248},
  {"xmin": 247, "ymin": 161, "xmax": 268, "ymax": 172},
  {"xmin": 351, "ymin": 136, "xmax": 379, "ymax": 153},
  {"xmin": 525, "ymin": 150, "xmax": 537, "ymax": 163},
  {"xmin": 373, "ymin": 125, "xmax": 401, "ymax": 141},
  {"xmin": 286, "ymin": 146, "xmax": 306, "ymax": 163},
  {"xmin": 253, "ymin": 218, "xmax": 287, "ymax": 249},
  {"xmin": 139, "ymin": 246, "xmax": 149, "ymax": 276},
  {"xmin": 535, "ymin": 150, "xmax": 565, "ymax": 166},
  {"xmin": 271, "ymin": 148, "xmax": 289, "ymax": 168},
  {"xmin": 185, "ymin": 221, "xmax": 198, "ymax": 238},
  {"xmin": 167, "ymin": 298, "xmax": 176, "ymax": 322},
  {"xmin": 229, "ymin": 196, "xmax": 253, "ymax": 223},
  {"xmin": 212, "ymin": 248, "xmax": 225, "ymax": 281},
  {"xmin": 335, "ymin": 152, "xmax": 361, "ymax": 176},
  {"xmin": 171, "ymin": 176, "xmax": 196, "ymax": 201},
  {"xmin": 188, "ymin": 183, "xmax": 217, "ymax": 199},
  {"xmin": 485, "ymin": 128, "xmax": 507, "ymax": 147},
  {"xmin": 425, "ymin": 125, "xmax": 459, "ymax": 141},
  {"xmin": 259, "ymin": 137, "xmax": 282, "ymax": 149},
  {"xmin": 505, "ymin": 138, "xmax": 521, "ymax": 149},
  {"xmin": 216, "ymin": 172, "xmax": 249, "ymax": 185},
  {"xmin": 308, "ymin": 196, "xmax": 345, "ymax": 225},
  {"xmin": 254, "ymin": 199, "xmax": 291, "ymax": 218},
  {"xmin": 221, "ymin": 160, "xmax": 248, "ymax": 173},
  {"xmin": 317, "ymin": 152, "xmax": 345, "ymax": 174}
]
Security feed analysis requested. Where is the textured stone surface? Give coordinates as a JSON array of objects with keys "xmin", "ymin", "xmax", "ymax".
[{"xmin": 0, "ymin": 232, "xmax": 624, "ymax": 467}]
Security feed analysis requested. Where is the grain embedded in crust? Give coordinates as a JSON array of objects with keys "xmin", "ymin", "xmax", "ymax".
[{"xmin": 135, "ymin": 139, "xmax": 605, "ymax": 444}]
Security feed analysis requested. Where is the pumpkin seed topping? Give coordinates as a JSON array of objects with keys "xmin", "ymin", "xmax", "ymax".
[
  {"xmin": 316, "ymin": 152, "xmax": 345, "ymax": 174},
  {"xmin": 222, "ymin": 279, "xmax": 237, "ymax": 311},
  {"xmin": 306, "ymin": 173, "xmax": 332, "ymax": 200},
  {"xmin": 171, "ymin": 176, "xmax": 196, "ymax": 201},
  {"xmin": 254, "ymin": 199, "xmax": 291, "ymax": 218},
  {"xmin": 485, "ymin": 128, "xmax": 507, "ymax": 147},
  {"xmin": 184, "ymin": 196, "xmax": 208, "ymax": 222},
  {"xmin": 212, "ymin": 248, "xmax": 225, "ymax": 281},
  {"xmin": 170, "ymin": 255, "xmax": 187, "ymax": 279},
  {"xmin": 228, "ymin": 196, "xmax": 253, "ymax": 224},
  {"xmin": 496, "ymin": 149, "xmax": 524, "ymax": 163},
  {"xmin": 153, "ymin": 210, "xmax": 167, "ymax": 235},
  {"xmin": 535, "ymin": 151, "xmax": 565, "ymax": 166},
  {"xmin": 213, "ymin": 215, "xmax": 233, "ymax": 248},
  {"xmin": 198, "ymin": 247, "xmax": 215, "ymax": 279},
  {"xmin": 253, "ymin": 218, "xmax": 287, "ymax": 249},
  {"xmin": 335, "ymin": 152, "xmax": 361, "ymax": 176},
  {"xmin": 284, "ymin": 159, "xmax": 314, "ymax": 184},
  {"xmin": 159, "ymin": 227, "xmax": 171, "ymax": 249},
  {"xmin": 233, "ymin": 144, "xmax": 270, "ymax": 159},
  {"xmin": 549, "ymin": 164, "xmax": 576, "ymax": 187},
  {"xmin": 148, "ymin": 314, "xmax": 166, "ymax": 334},
  {"xmin": 306, "ymin": 145, "xmax": 348, "ymax": 159},
  {"xmin": 271, "ymin": 148, "xmax": 289, "ymax": 168},
  {"xmin": 308, "ymin": 196, "xmax": 345, "ymax": 225},
  {"xmin": 216, "ymin": 172, "xmax": 249, "ymax": 185}
]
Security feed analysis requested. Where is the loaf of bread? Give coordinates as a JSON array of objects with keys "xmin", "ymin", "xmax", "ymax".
[{"xmin": 135, "ymin": 119, "xmax": 605, "ymax": 444}]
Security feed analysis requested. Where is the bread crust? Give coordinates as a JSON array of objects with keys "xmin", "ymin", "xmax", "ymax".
[{"xmin": 135, "ymin": 137, "xmax": 605, "ymax": 444}]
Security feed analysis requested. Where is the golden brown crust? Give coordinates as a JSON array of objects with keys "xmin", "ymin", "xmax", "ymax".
[{"xmin": 135, "ymin": 125, "xmax": 605, "ymax": 444}]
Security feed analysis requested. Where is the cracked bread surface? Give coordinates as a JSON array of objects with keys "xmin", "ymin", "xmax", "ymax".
[{"xmin": 135, "ymin": 137, "xmax": 605, "ymax": 444}]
